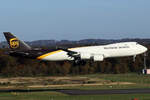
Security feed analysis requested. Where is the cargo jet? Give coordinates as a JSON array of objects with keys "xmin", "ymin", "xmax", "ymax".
[{"xmin": 3, "ymin": 32, "xmax": 148, "ymax": 64}]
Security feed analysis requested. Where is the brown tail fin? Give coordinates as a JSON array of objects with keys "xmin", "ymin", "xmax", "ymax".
[{"xmin": 3, "ymin": 32, "xmax": 32, "ymax": 51}]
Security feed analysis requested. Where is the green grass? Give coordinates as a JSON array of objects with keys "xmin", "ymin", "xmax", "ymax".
[
  {"xmin": 70, "ymin": 73, "xmax": 150, "ymax": 89},
  {"xmin": 0, "ymin": 74, "xmax": 150, "ymax": 100},
  {"xmin": 1, "ymin": 73, "xmax": 149, "ymax": 90},
  {"xmin": 98, "ymin": 74, "xmax": 150, "ymax": 83},
  {"xmin": 80, "ymin": 73, "xmax": 150, "ymax": 83},
  {"xmin": 0, "ymin": 92, "xmax": 150, "ymax": 100},
  {"xmin": 41, "ymin": 73, "xmax": 150, "ymax": 90}
]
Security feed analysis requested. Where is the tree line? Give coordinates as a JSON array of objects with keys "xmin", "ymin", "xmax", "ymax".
[{"xmin": 0, "ymin": 44, "xmax": 149, "ymax": 77}]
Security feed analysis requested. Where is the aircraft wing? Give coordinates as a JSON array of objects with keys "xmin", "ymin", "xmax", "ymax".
[{"xmin": 58, "ymin": 47, "xmax": 80, "ymax": 58}]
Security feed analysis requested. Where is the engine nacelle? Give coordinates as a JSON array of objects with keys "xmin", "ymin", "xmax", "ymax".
[
  {"xmin": 93, "ymin": 54, "xmax": 104, "ymax": 61},
  {"xmin": 80, "ymin": 53, "xmax": 104, "ymax": 61},
  {"xmin": 80, "ymin": 53, "xmax": 91, "ymax": 59}
]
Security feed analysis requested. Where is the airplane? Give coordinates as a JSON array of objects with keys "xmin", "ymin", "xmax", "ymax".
[{"xmin": 3, "ymin": 32, "xmax": 148, "ymax": 65}]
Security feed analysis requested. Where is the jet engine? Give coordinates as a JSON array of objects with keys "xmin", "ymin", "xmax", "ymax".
[
  {"xmin": 79, "ymin": 53, "xmax": 104, "ymax": 61},
  {"xmin": 92, "ymin": 54, "xmax": 104, "ymax": 61},
  {"xmin": 80, "ymin": 53, "xmax": 91, "ymax": 59}
]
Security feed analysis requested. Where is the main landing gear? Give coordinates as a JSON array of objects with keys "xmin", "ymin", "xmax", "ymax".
[{"xmin": 73, "ymin": 58, "xmax": 86, "ymax": 66}]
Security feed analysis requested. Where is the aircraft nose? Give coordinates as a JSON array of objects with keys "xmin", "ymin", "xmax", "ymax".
[{"xmin": 142, "ymin": 46, "xmax": 148, "ymax": 53}]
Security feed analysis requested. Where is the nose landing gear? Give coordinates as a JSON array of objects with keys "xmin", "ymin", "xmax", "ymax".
[
  {"xmin": 142, "ymin": 53, "xmax": 149, "ymax": 74},
  {"xmin": 144, "ymin": 53, "xmax": 147, "ymax": 69}
]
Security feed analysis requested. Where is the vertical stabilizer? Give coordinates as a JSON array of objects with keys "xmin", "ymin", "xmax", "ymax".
[{"xmin": 3, "ymin": 32, "xmax": 32, "ymax": 51}]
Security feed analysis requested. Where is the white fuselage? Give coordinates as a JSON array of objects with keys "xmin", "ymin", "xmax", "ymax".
[{"xmin": 38, "ymin": 42, "xmax": 148, "ymax": 61}]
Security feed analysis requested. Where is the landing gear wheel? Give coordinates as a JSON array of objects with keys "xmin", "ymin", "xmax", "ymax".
[{"xmin": 73, "ymin": 59, "xmax": 86, "ymax": 66}]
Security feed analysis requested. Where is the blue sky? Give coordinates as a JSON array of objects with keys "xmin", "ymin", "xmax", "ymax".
[{"xmin": 0, "ymin": 0, "xmax": 150, "ymax": 41}]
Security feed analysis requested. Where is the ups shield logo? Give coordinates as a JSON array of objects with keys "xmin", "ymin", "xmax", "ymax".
[{"xmin": 10, "ymin": 38, "xmax": 19, "ymax": 49}]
